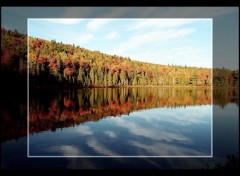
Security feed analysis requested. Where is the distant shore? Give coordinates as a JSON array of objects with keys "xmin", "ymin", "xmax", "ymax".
[
  {"xmin": 27, "ymin": 84, "xmax": 239, "ymax": 91},
  {"xmin": 2, "ymin": 84, "xmax": 238, "ymax": 92}
]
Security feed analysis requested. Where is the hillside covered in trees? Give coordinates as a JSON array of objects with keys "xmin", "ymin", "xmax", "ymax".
[
  {"xmin": 1, "ymin": 28, "xmax": 239, "ymax": 88},
  {"xmin": 1, "ymin": 28, "xmax": 27, "ymax": 87}
]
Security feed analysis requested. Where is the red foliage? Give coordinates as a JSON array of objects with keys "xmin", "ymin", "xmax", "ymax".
[
  {"xmin": 161, "ymin": 96, "xmax": 166, "ymax": 106},
  {"xmin": 34, "ymin": 40, "xmax": 42, "ymax": 48},
  {"xmin": 79, "ymin": 108, "xmax": 86, "ymax": 116},
  {"xmin": 38, "ymin": 56, "xmax": 47, "ymax": 64},
  {"xmin": 64, "ymin": 59, "xmax": 73, "ymax": 68},
  {"xmin": 49, "ymin": 102, "xmax": 58, "ymax": 115},
  {"xmin": 79, "ymin": 58, "xmax": 86, "ymax": 67},
  {"xmin": 148, "ymin": 95, "xmax": 153, "ymax": 103},
  {"xmin": 148, "ymin": 71, "xmax": 154, "ymax": 79},
  {"xmin": 112, "ymin": 65, "xmax": 120, "ymax": 73},
  {"xmin": 1, "ymin": 49, "xmax": 13, "ymax": 66},
  {"xmin": 29, "ymin": 114, "xmax": 37, "ymax": 121},
  {"xmin": 64, "ymin": 68, "xmax": 76, "ymax": 76},
  {"xmin": 49, "ymin": 62, "xmax": 57, "ymax": 72},
  {"xmin": 64, "ymin": 99, "xmax": 73, "ymax": 108}
]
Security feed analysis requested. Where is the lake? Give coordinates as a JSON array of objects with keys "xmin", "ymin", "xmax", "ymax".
[
  {"xmin": 28, "ymin": 87, "xmax": 212, "ymax": 157},
  {"xmin": 1, "ymin": 87, "xmax": 238, "ymax": 168}
]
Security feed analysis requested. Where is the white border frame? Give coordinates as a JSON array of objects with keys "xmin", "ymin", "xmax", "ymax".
[{"xmin": 27, "ymin": 18, "xmax": 213, "ymax": 158}]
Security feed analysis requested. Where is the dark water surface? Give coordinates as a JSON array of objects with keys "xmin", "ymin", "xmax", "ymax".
[{"xmin": 1, "ymin": 87, "xmax": 238, "ymax": 168}]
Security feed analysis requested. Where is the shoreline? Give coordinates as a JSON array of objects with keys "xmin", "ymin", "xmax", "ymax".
[
  {"xmin": 2, "ymin": 84, "xmax": 238, "ymax": 92},
  {"xmin": 28, "ymin": 85, "xmax": 239, "ymax": 91}
]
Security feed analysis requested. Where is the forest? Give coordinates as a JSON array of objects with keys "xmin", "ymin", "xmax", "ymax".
[{"xmin": 1, "ymin": 28, "xmax": 239, "ymax": 88}]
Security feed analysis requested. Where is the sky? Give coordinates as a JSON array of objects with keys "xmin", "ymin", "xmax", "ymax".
[
  {"xmin": 1, "ymin": 7, "xmax": 238, "ymax": 70},
  {"xmin": 28, "ymin": 18, "xmax": 212, "ymax": 68}
]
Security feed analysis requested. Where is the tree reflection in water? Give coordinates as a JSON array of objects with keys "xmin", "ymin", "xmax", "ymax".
[
  {"xmin": 29, "ymin": 87, "xmax": 212, "ymax": 134},
  {"xmin": 1, "ymin": 87, "xmax": 238, "ymax": 142}
]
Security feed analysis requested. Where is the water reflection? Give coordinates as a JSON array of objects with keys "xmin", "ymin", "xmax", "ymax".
[
  {"xmin": 29, "ymin": 105, "xmax": 211, "ymax": 156},
  {"xmin": 29, "ymin": 87, "xmax": 212, "ymax": 134},
  {"xmin": 1, "ymin": 87, "xmax": 238, "ymax": 143},
  {"xmin": 1, "ymin": 87, "xmax": 239, "ymax": 167},
  {"xmin": 27, "ymin": 87, "xmax": 212, "ymax": 156}
]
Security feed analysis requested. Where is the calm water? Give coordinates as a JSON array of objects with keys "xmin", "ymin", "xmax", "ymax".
[
  {"xmin": 1, "ymin": 87, "xmax": 238, "ymax": 168},
  {"xmin": 28, "ymin": 88, "xmax": 211, "ymax": 157}
]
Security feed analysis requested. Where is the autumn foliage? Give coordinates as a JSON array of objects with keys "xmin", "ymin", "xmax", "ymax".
[{"xmin": 1, "ymin": 28, "xmax": 239, "ymax": 88}]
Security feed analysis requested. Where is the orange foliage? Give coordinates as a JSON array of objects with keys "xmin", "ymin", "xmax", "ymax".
[
  {"xmin": 64, "ymin": 68, "xmax": 76, "ymax": 76},
  {"xmin": 64, "ymin": 99, "xmax": 73, "ymax": 108}
]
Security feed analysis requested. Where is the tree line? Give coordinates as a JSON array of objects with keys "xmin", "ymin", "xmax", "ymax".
[{"xmin": 1, "ymin": 28, "xmax": 239, "ymax": 88}]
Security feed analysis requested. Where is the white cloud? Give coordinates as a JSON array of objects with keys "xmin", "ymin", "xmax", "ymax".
[
  {"xmin": 109, "ymin": 28, "xmax": 195, "ymax": 56},
  {"xmin": 74, "ymin": 34, "xmax": 94, "ymax": 44},
  {"xmin": 76, "ymin": 125, "xmax": 93, "ymax": 136},
  {"xmin": 87, "ymin": 138, "xmax": 118, "ymax": 156},
  {"xmin": 129, "ymin": 141, "xmax": 208, "ymax": 156},
  {"xmin": 104, "ymin": 130, "xmax": 117, "ymax": 138},
  {"xmin": 128, "ymin": 18, "xmax": 204, "ymax": 31},
  {"xmin": 114, "ymin": 118, "xmax": 190, "ymax": 142},
  {"xmin": 44, "ymin": 18, "xmax": 82, "ymax": 25},
  {"xmin": 131, "ymin": 45, "xmax": 212, "ymax": 68},
  {"xmin": 105, "ymin": 31, "xmax": 118, "ymax": 39},
  {"xmin": 130, "ymin": 106, "xmax": 211, "ymax": 126},
  {"xmin": 48, "ymin": 145, "xmax": 83, "ymax": 156},
  {"xmin": 87, "ymin": 19, "xmax": 112, "ymax": 31}
]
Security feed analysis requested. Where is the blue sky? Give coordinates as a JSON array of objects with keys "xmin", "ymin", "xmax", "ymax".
[{"xmin": 28, "ymin": 18, "xmax": 212, "ymax": 68}]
